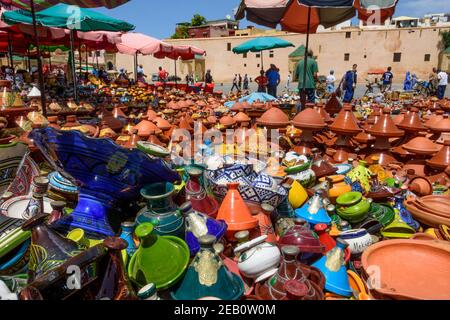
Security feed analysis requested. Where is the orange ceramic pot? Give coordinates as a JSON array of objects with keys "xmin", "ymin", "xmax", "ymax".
[{"xmin": 216, "ymin": 183, "xmax": 258, "ymax": 242}]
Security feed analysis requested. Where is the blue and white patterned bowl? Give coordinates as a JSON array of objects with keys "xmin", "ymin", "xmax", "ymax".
[{"xmin": 205, "ymin": 164, "xmax": 287, "ymax": 209}]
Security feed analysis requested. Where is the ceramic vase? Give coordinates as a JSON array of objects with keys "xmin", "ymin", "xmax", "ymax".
[
  {"xmin": 185, "ymin": 166, "xmax": 219, "ymax": 218},
  {"xmin": 347, "ymin": 161, "xmax": 373, "ymax": 193},
  {"xmin": 136, "ymin": 182, "xmax": 184, "ymax": 238},
  {"xmin": 119, "ymin": 222, "xmax": 137, "ymax": 262}
]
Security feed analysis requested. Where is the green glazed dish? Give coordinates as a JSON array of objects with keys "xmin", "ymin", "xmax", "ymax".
[
  {"xmin": 336, "ymin": 192, "xmax": 363, "ymax": 206},
  {"xmin": 284, "ymin": 161, "xmax": 311, "ymax": 175},
  {"xmin": 380, "ymin": 214, "xmax": 416, "ymax": 239},
  {"xmin": 128, "ymin": 223, "xmax": 190, "ymax": 290},
  {"xmin": 368, "ymin": 203, "xmax": 395, "ymax": 227},
  {"xmin": 336, "ymin": 193, "xmax": 371, "ymax": 224}
]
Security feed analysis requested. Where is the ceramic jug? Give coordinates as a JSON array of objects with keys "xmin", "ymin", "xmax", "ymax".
[
  {"xmin": 119, "ymin": 221, "xmax": 137, "ymax": 262},
  {"xmin": 185, "ymin": 166, "xmax": 219, "ymax": 218},
  {"xmin": 136, "ymin": 182, "xmax": 184, "ymax": 238}
]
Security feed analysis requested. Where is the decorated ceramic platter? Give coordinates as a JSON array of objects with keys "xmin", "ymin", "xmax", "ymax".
[
  {"xmin": 0, "ymin": 196, "xmax": 53, "ymax": 220},
  {"xmin": 334, "ymin": 164, "xmax": 353, "ymax": 175},
  {"xmin": 137, "ymin": 141, "xmax": 171, "ymax": 158}
]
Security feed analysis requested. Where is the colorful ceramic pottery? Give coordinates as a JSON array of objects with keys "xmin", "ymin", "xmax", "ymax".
[
  {"xmin": 136, "ymin": 182, "xmax": 184, "ymax": 238},
  {"xmin": 336, "ymin": 192, "xmax": 371, "ymax": 224},
  {"xmin": 128, "ymin": 223, "xmax": 189, "ymax": 290},
  {"xmin": 338, "ymin": 229, "xmax": 373, "ymax": 255},
  {"xmin": 294, "ymin": 192, "xmax": 332, "ymax": 226},
  {"xmin": 30, "ymin": 128, "xmax": 179, "ymax": 239},
  {"xmin": 172, "ymin": 235, "xmax": 244, "ymax": 300}
]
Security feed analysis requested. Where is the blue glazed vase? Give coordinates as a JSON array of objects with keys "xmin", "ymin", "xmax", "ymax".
[
  {"xmin": 136, "ymin": 182, "xmax": 184, "ymax": 238},
  {"xmin": 29, "ymin": 128, "xmax": 179, "ymax": 239},
  {"xmin": 119, "ymin": 221, "xmax": 137, "ymax": 261}
]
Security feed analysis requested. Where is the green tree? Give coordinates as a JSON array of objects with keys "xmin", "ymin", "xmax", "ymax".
[
  {"xmin": 441, "ymin": 31, "xmax": 450, "ymax": 50},
  {"xmin": 171, "ymin": 25, "xmax": 189, "ymax": 39},
  {"xmin": 191, "ymin": 14, "xmax": 206, "ymax": 27}
]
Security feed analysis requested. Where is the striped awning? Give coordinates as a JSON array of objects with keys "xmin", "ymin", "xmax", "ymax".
[
  {"xmin": 0, "ymin": 0, "xmax": 130, "ymax": 11},
  {"xmin": 236, "ymin": 0, "xmax": 398, "ymax": 33}
]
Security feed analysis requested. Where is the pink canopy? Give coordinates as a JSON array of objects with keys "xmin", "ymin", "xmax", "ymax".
[
  {"xmin": 154, "ymin": 45, "xmax": 206, "ymax": 60},
  {"xmin": 116, "ymin": 32, "xmax": 173, "ymax": 55}
]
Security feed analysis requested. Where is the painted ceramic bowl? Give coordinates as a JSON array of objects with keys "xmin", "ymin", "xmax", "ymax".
[
  {"xmin": 236, "ymin": 238, "xmax": 281, "ymax": 280},
  {"xmin": 48, "ymin": 171, "xmax": 79, "ymax": 194},
  {"xmin": 0, "ymin": 196, "xmax": 53, "ymax": 219},
  {"xmin": 338, "ymin": 229, "xmax": 373, "ymax": 255},
  {"xmin": 205, "ymin": 164, "xmax": 287, "ymax": 208},
  {"xmin": 336, "ymin": 193, "xmax": 371, "ymax": 224}
]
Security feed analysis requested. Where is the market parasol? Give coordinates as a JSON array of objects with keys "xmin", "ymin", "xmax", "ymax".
[
  {"xmin": 0, "ymin": 0, "xmax": 131, "ymax": 116},
  {"xmin": 232, "ymin": 36, "xmax": 294, "ymax": 70},
  {"xmin": 2, "ymin": 3, "xmax": 134, "ymax": 105},
  {"xmin": 153, "ymin": 45, "xmax": 206, "ymax": 86},
  {"xmin": 116, "ymin": 32, "xmax": 173, "ymax": 81},
  {"xmin": 235, "ymin": 0, "xmax": 399, "ymax": 103}
]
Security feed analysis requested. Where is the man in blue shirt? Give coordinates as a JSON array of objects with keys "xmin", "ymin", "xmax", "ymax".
[
  {"xmin": 381, "ymin": 66, "xmax": 393, "ymax": 92},
  {"xmin": 266, "ymin": 64, "xmax": 281, "ymax": 98},
  {"xmin": 343, "ymin": 64, "xmax": 358, "ymax": 103}
]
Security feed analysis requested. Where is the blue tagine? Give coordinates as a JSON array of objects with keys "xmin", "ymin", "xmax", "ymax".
[
  {"xmin": 29, "ymin": 128, "xmax": 179, "ymax": 239},
  {"xmin": 294, "ymin": 192, "xmax": 332, "ymax": 226}
]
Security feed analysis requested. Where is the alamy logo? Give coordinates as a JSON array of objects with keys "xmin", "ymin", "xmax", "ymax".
[{"xmin": 66, "ymin": 265, "xmax": 81, "ymax": 290}]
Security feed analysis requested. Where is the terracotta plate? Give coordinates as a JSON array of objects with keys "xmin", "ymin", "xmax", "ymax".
[{"xmin": 362, "ymin": 240, "xmax": 450, "ymax": 300}]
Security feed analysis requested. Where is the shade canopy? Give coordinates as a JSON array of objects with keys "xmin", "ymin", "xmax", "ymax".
[
  {"xmin": 116, "ymin": 32, "xmax": 172, "ymax": 55},
  {"xmin": 233, "ymin": 36, "xmax": 294, "ymax": 54},
  {"xmin": 0, "ymin": 0, "xmax": 130, "ymax": 11},
  {"xmin": 235, "ymin": 0, "xmax": 398, "ymax": 33},
  {"xmin": 154, "ymin": 45, "xmax": 206, "ymax": 60},
  {"xmin": 2, "ymin": 3, "xmax": 135, "ymax": 32},
  {"xmin": 288, "ymin": 44, "xmax": 306, "ymax": 58}
]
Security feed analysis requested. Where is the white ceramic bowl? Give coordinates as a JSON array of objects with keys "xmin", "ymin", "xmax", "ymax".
[{"xmin": 339, "ymin": 229, "xmax": 373, "ymax": 255}]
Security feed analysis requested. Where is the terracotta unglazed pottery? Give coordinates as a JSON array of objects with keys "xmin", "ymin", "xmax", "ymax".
[
  {"xmin": 361, "ymin": 240, "xmax": 450, "ymax": 300},
  {"xmin": 402, "ymin": 137, "xmax": 441, "ymax": 155},
  {"xmin": 257, "ymin": 107, "xmax": 289, "ymax": 129},
  {"xmin": 408, "ymin": 176, "xmax": 433, "ymax": 196},
  {"xmin": 427, "ymin": 140, "xmax": 450, "ymax": 170},
  {"xmin": 329, "ymin": 105, "xmax": 361, "ymax": 136}
]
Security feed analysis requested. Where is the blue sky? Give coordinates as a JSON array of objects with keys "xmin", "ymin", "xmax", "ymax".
[{"xmin": 96, "ymin": 0, "xmax": 450, "ymax": 39}]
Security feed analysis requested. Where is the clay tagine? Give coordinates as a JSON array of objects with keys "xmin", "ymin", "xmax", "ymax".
[{"xmin": 257, "ymin": 107, "xmax": 289, "ymax": 129}]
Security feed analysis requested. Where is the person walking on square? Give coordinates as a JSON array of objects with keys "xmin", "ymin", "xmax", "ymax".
[
  {"xmin": 342, "ymin": 64, "xmax": 358, "ymax": 103},
  {"xmin": 231, "ymin": 74, "xmax": 240, "ymax": 92},
  {"xmin": 381, "ymin": 66, "xmax": 393, "ymax": 92},
  {"xmin": 296, "ymin": 50, "xmax": 319, "ymax": 107},
  {"xmin": 437, "ymin": 69, "xmax": 448, "ymax": 100}
]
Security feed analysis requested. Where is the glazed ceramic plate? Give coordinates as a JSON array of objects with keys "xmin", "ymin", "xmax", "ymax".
[
  {"xmin": 137, "ymin": 141, "xmax": 170, "ymax": 157},
  {"xmin": 0, "ymin": 196, "xmax": 53, "ymax": 220},
  {"xmin": 334, "ymin": 164, "xmax": 352, "ymax": 175},
  {"xmin": 362, "ymin": 240, "xmax": 450, "ymax": 300}
]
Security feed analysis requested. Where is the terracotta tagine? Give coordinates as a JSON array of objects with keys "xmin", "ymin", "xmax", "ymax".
[
  {"xmin": 328, "ymin": 105, "xmax": 361, "ymax": 163},
  {"xmin": 427, "ymin": 140, "xmax": 450, "ymax": 170},
  {"xmin": 291, "ymin": 108, "xmax": 326, "ymax": 155},
  {"xmin": 257, "ymin": 107, "xmax": 290, "ymax": 130},
  {"xmin": 366, "ymin": 108, "xmax": 404, "ymax": 166}
]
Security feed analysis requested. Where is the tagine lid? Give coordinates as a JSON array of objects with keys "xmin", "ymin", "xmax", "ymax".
[
  {"xmin": 257, "ymin": 107, "xmax": 289, "ymax": 128},
  {"xmin": 153, "ymin": 117, "xmax": 172, "ymax": 131},
  {"xmin": 397, "ymin": 108, "xmax": 426, "ymax": 131},
  {"xmin": 366, "ymin": 108, "xmax": 404, "ymax": 137},
  {"xmin": 329, "ymin": 105, "xmax": 362, "ymax": 135},
  {"xmin": 291, "ymin": 108, "xmax": 326, "ymax": 130},
  {"xmin": 402, "ymin": 137, "xmax": 441, "ymax": 154},
  {"xmin": 234, "ymin": 112, "xmax": 251, "ymax": 123},
  {"xmin": 278, "ymin": 225, "xmax": 325, "ymax": 253},
  {"xmin": 427, "ymin": 140, "xmax": 450, "ymax": 169},
  {"xmin": 428, "ymin": 117, "xmax": 450, "ymax": 133},
  {"xmin": 220, "ymin": 115, "xmax": 236, "ymax": 127}
]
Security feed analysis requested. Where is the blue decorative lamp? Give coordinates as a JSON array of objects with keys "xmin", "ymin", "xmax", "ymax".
[
  {"xmin": 294, "ymin": 192, "xmax": 331, "ymax": 226},
  {"xmin": 312, "ymin": 238, "xmax": 352, "ymax": 297}
]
